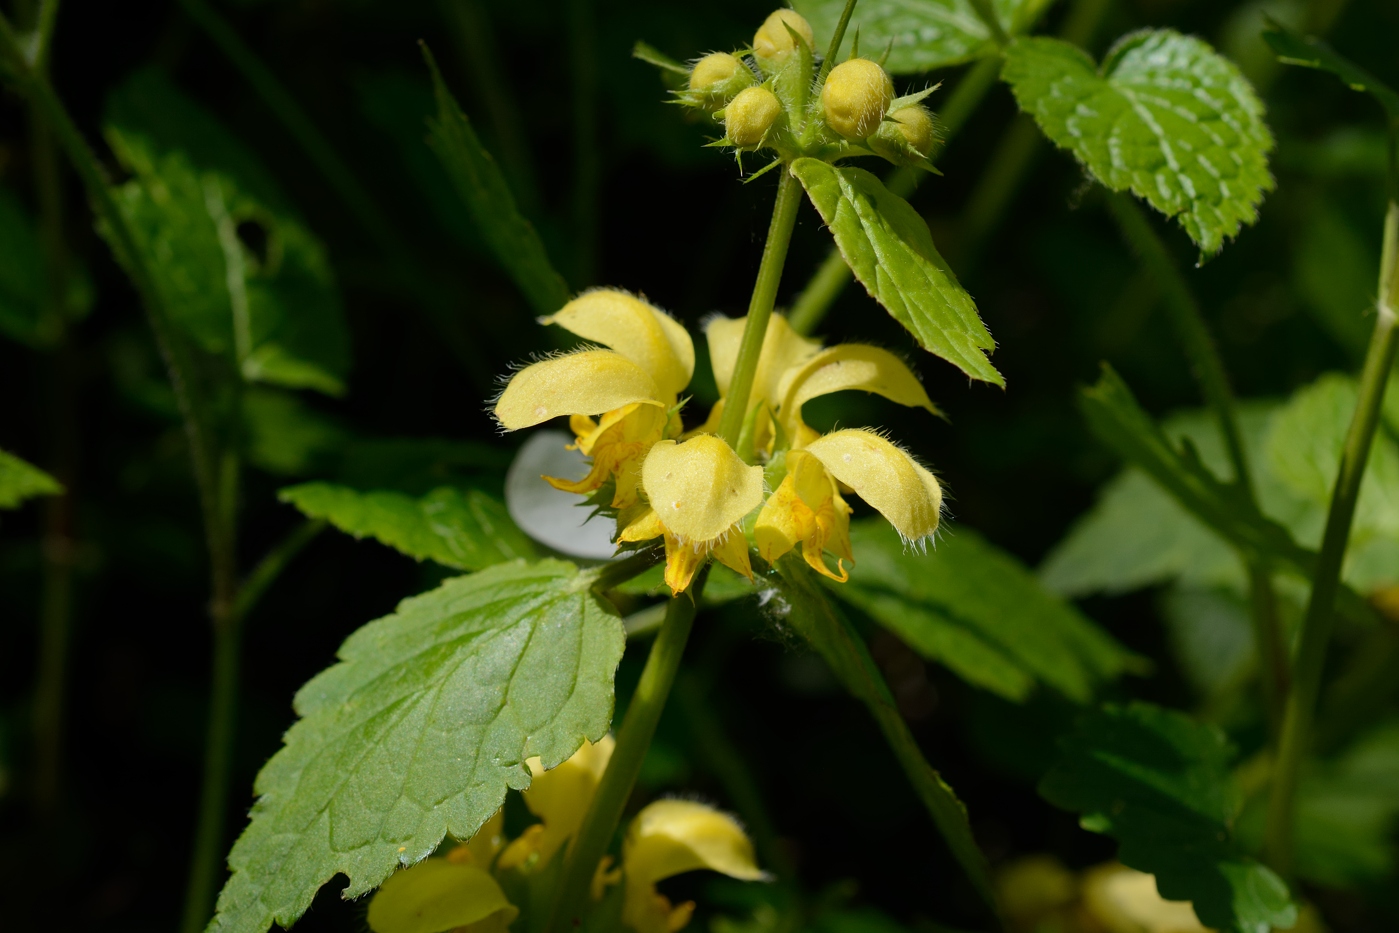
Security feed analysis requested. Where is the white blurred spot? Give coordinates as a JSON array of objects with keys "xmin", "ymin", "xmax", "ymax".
[{"xmin": 506, "ymin": 431, "xmax": 618, "ymax": 560}]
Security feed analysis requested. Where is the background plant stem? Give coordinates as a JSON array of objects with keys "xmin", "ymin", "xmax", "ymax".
[
  {"xmin": 545, "ymin": 576, "xmax": 703, "ymax": 933},
  {"xmin": 1265, "ymin": 199, "xmax": 1399, "ymax": 877},
  {"xmin": 1106, "ymin": 192, "xmax": 1288, "ymax": 730},
  {"xmin": 719, "ymin": 169, "xmax": 803, "ymax": 445}
]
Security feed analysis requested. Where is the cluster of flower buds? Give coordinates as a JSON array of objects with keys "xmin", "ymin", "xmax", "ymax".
[
  {"xmin": 672, "ymin": 8, "xmax": 943, "ymax": 169},
  {"xmin": 495, "ymin": 290, "xmax": 944, "ymax": 595}
]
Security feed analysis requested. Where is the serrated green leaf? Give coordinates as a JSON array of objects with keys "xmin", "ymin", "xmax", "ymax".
[
  {"xmin": 280, "ymin": 482, "xmax": 536, "ymax": 571},
  {"xmin": 835, "ymin": 519, "xmax": 1140, "ymax": 702},
  {"xmin": 770, "ymin": 556, "xmax": 996, "ymax": 911},
  {"xmin": 0, "ymin": 449, "xmax": 62, "ymax": 509},
  {"xmin": 1237, "ymin": 720, "xmax": 1399, "ymax": 886},
  {"xmin": 423, "ymin": 48, "xmax": 571, "ymax": 317},
  {"xmin": 210, "ymin": 559, "xmax": 625, "ymax": 933},
  {"xmin": 104, "ymin": 69, "xmax": 350, "ymax": 396},
  {"xmin": 1002, "ymin": 31, "xmax": 1274, "ymax": 255},
  {"xmin": 1040, "ymin": 702, "xmax": 1297, "ymax": 933},
  {"xmin": 1262, "ymin": 22, "xmax": 1399, "ymax": 122},
  {"xmin": 790, "ymin": 158, "xmax": 1001, "ymax": 384},
  {"xmin": 792, "ymin": 0, "xmax": 1048, "ymax": 74}
]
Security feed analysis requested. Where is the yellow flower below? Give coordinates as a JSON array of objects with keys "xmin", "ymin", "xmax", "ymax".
[
  {"xmin": 620, "ymin": 799, "xmax": 767, "ymax": 933},
  {"xmin": 619, "ymin": 435, "xmax": 765, "ymax": 594},
  {"xmin": 754, "ymin": 449, "xmax": 853, "ymax": 580}
]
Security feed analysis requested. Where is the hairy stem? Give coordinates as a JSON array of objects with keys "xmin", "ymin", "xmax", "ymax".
[
  {"xmin": 787, "ymin": 55, "xmax": 1000, "ymax": 335},
  {"xmin": 718, "ymin": 168, "xmax": 804, "ymax": 445},
  {"xmin": 545, "ymin": 575, "xmax": 705, "ymax": 933},
  {"xmin": 1265, "ymin": 200, "xmax": 1399, "ymax": 876},
  {"xmin": 1106, "ymin": 193, "xmax": 1288, "ymax": 728},
  {"xmin": 175, "ymin": 0, "xmax": 492, "ymax": 387}
]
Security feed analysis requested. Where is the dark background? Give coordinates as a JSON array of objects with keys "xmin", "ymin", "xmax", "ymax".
[{"xmin": 1, "ymin": 0, "xmax": 1396, "ymax": 930}]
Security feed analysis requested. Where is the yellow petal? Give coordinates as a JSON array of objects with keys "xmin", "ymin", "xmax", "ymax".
[
  {"xmin": 495, "ymin": 350, "xmax": 662, "ymax": 430},
  {"xmin": 619, "ymin": 507, "xmax": 666, "ymax": 544},
  {"xmin": 454, "ymin": 809, "xmax": 505, "ymax": 867},
  {"xmin": 367, "ymin": 859, "xmax": 518, "ymax": 933},
  {"xmin": 624, "ymin": 799, "xmax": 767, "ymax": 886},
  {"xmin": 662, "ymin": 532, "xmax": 709, "ymax": 596},
  {"xmin": 777, "ymin": 344, "xmax": 938, "ymax": 439},
  {"xmin": 641, "ymin": 437, "xmax": 764, "ymax": 543},
  {"xmin": 544, "ymin": 290, "xmax": 695, "ymax": 398},
  {"xmin": 709, "ymin": 529, "xmax": 754, "ymax": 582},
  {"xmin": 706, "ymin": 313, "xmax": 821, "ymax": 406},
  {"xmin": 519, "ymin": 735, "xmax": 616, "ymax": 867},
  {"xmin": 1080, "ymin": 863, "xmax": 1209, "ymax": 933},
  {"xmin": 754, "ymin": 474, "xmax": 814, "ymax": 566},
  {"xmin": 803, "ymin": 429, "xmax": 942, "ymax": 541},
  {"xmin": 547, "ymin": 404, "xmax": 671, "ymax": 508}
]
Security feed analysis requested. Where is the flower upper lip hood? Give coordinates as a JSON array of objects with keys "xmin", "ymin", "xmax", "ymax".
[{"xmin": 494, "ymin": 289, "xmax": 694, "ymax": 430}]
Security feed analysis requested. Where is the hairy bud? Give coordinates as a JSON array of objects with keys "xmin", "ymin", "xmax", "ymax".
[
  {"xmin": 753, "ymin": 9, "xmax": 814, "ymax": 70},
  {"xmin": 686, "ymin": 52, "xmax": 755, "ymax": 110},
  {"xmin": 871, "ymin": 104, "xmax": 943, "ymax": 164},
  {"xmin": 725, "ymin": 86, "xmax": 782, "ymax": 147},
  {"xmin": 820, "ymin": 58, "xmax": 894, "ymax": 140}
]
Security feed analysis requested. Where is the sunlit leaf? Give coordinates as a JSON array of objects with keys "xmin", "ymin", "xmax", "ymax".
[
  {"xmin": 836, "ymin": 519, "xmax": 1141, "ymax": 702},
  {"xmin": 1040, "ymin": 702, "xmax": 1297, "ymax": 933},
  {"xmin": 792, "ymin": 0, "xmax": 1050, "ymax": 74},
  {"xmin": 210, "ymin": 559, "xmax": 625, "ymax": 933},
  {"xmin": 0, "ymin": 449, "xmax": 62, "ymax": 509},
  {"xmin": 423, "ymin": 47, "xmax": 571, "ymax": 317},
  {"xmin": 1002, "ymin": 31, "xmax": 1274, "ymax": 255},
  {"xmin": 280, "ymin": 482, "xmax": 536, "ymax": 571},
  {"xmin": 791, "ymin": 158, "xmax": 1001, "ymax": 385},
  {"xmin": 104, "ymin": 68, "xmax": 350, "ymax": 395},
  {"xmin": 770, "ymin": 556, "xmax": 996, "ymax": 910}
]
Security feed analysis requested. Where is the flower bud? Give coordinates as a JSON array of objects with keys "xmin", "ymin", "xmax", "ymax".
[
  {"xmin": 871, "ymin": 104, "xmax": 944, "ymax": 164},
  {"xmin": 686, "ymin": 52, "xmax": 755, "ymax": 110},
  {"xmin": 753, "ymin": 9, "xmax": 814, "ymax": 70},
  {"xmin": 820, "ymin": 58, "xmax": 894, "ymax": 140},
  {"xmin": 725, "ymin": 86, "xmax": 782, "ymax": 148}
]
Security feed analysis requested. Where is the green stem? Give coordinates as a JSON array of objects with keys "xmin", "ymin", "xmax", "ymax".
[
  {"xmin": 1106, "ymin": 192, "xmax": 1288, "ymax": 729},
  {"xmin": 787, "ymin": 55, "xmax": 1001, "ymax": 336},
  {"xmin": 174, "ymin": 0, "xmax": 492, "ymax": 388},
  {"xmin": 718, "ymin": 168, "xmax": 804, "ymax": 445},
  {"xmin": 229, "ymin": 519, "xmax": 325, "ymax": 623},
  {"xmin": 817, "ymin": 0, "xmax": 860, "ymax": 84},
  {"xmin": 1265, "ymin": 200, "xmax": 1399, "ymax": 877},
  {"xmin": 545, "ymin": 575, "xmax": 704, "ymax": 933}
]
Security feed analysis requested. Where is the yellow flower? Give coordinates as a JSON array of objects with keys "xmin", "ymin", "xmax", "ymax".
[
  {"xmin": 753, "ymin": 343, "xmax": 943, "ymax": 575},
  {"xmin": 699, "ymin": 313, "xmax": 821, "ymax": 448},
  {"xmin": 496, "ymin": 736, "xmax": 614, "ymax": 872},
  {"xmin": 619, "ymin": 435, "xmax": 765, "ymax": 595},
  {"xmin": 620, "ymin": 800, "xmax": 767, "ymax": 933},
  {"xmin": 494, "ymin": 289, "xmax": 695, "ymax": 509},
  {"xmin": 366, "ymin": 810, "xmax": 514, "ymax": 933}
]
